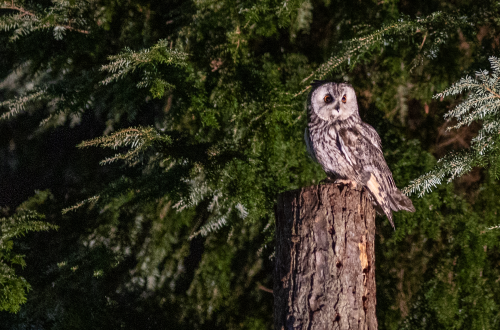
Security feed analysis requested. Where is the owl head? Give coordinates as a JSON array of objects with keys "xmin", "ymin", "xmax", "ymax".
[{"xmin": 308, "ymin": 81, "xmax": 359, "ymax": 122}]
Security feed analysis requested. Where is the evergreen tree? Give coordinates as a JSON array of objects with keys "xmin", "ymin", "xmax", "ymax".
[{"xmin": 0, "ymin": 0, "xmax": 500, "ymax": 329}]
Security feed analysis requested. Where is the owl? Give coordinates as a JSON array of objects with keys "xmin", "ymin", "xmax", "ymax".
[{"xmin": 304, "ymin": 81, "xmax": 415, "ymax": 228}]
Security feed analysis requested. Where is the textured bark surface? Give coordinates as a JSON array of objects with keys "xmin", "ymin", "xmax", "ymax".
[{"xmin": 274, "ymin": 183, "xmax": 377, "ymax": 330}]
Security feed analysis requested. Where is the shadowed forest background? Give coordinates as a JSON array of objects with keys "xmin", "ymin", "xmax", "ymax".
[{"xmin": 1, "ymin": 0, "xmax": 500, "ymax": 329}]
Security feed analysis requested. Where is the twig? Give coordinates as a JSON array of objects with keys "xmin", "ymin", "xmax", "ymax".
[
  {"xmin": 1, "ymin": 3, "xmax": 35, "ymax": 16},
  {"xmin": 1, "ymin": 3, "xmax": 90, "ymax": 34},
  {"xmin": 293, "ymin": 85, "xmax": 311, "ymax": 98},
  {"xmin": 257, "ymin": 283, "xmax": 273, "ymax": 294},
  {"xmin": 60, "ymin": 25, "xmax": 89, "ymax": 34},
  {"xmin": 419, "ymin": 32, "xmax": 427, "ymax": 50},
  {"xmin": 485, "ymin": 86, "xmax": 500, "ymax": 100}
]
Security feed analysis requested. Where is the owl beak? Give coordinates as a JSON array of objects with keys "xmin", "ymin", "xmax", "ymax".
[{"xmin": 333, "ymin": 102, "xmax": 340, "ymax": 112}]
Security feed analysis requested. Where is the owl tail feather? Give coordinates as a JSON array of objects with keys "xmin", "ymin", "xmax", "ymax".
[
  {"xmin": 373, "ymin": 203, "xmax": 395, "ymax": 229},
  {"xmin": 364, "ymin": 175, "xmax": 396, "ymax": 229},
  {"xmin": 364, "ymin": 174, "xmax": 415, "ymax": 230},
  {"xmin": 380, "ymin": 189, "xmax": 416, "ymax": 229},
  {"xmin": 370, "ymin": 190, "xmax": 415, "ymax": 230},
  {"xmin": 390, "ymin": 189, "xmax": 416, "ymax": 213}
]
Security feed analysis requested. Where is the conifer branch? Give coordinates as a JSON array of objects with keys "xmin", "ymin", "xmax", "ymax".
[
  {"xmin": 100, "ymin": 40, "xmax": 188, "ymax": 98},
  {"xmin": 0, "ymin": 89, "xmax": 47, "ymax": 120},
  {"xmin": 0, "ymin": 209, "xmax": 57, "ymax": 313},
  {"xmin": 296, "ymin": 12, "xmax": 468, "ymax": 96},
  {"xmin": 0, "ymin": 0, "xmax": 90, "ymax": 41},
  {"xmin": 2, "ymin": 3, "xmax": 36, "ymax": 17},
  {"xmin": 405, "ymin": 57, "xmax": 500, "ymax": 196},
  {"xmin": 174, "ymin": 178, "xmax": 250, "ymax": 239},
  {"xmin": 61, "ymin": 195, "xmax": 99, "ymax": 214},
  {"xmin": 0, "ymin": 210, "xmax": 57, "ymax": 243},
  {"xmin": 77, "ymin": 126, "xmax": 172, "ymax": 166}
]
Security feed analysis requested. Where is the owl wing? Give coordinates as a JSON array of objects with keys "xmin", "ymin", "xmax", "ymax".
[
  {"xmin": 337, "ymin": 123, "xmax": 415, "ymax": 228},
  {"xmin": 304, "ymin": 127, "xmax": 319, "ymax": 163}
]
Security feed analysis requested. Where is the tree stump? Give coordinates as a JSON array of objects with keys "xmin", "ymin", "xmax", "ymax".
[{"xmin": 274, "ymin": 183, "xmax": 377, "ymax": 330}]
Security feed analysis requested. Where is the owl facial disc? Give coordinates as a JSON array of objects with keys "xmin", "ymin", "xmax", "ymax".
[{"xmin": 309, "ymin": 82, "xmax": 359, "ymax": 122}]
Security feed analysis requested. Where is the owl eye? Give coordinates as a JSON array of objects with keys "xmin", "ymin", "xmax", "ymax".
[
  {"xmin": 341, "ymin": 95, "xmax": 347, "ymax": 103},
  {"xmin": 324, "ymin": 94, "xmax": 333, "ymax": 103}
]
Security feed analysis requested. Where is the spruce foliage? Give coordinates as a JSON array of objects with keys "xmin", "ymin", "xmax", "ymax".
[
  {"xmin": 0, "ymin": 0, "xmax": 91, "ymax": 41},
  {"xmin": 406, "ymin": 56, "xmax": 500, "ymax": 197},
  {"xmin": 0, "ymin": 191, "xmax": 57, "ymax": 313},
  {"xmin": 0, "ymin": 0, "xmax": 500, "ymax": 329}
]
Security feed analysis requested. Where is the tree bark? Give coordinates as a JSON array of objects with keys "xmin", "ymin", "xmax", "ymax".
[{"xmin": 274, "ymin": 183, "xmax": 377, "ymax": 330}]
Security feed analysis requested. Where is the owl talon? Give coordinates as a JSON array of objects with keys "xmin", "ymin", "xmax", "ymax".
[{"xmin": 335, "ymin": 179, "xmax": 357, "ymax": 188}]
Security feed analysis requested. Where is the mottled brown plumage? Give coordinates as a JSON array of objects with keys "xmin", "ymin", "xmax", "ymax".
[{"xmin": 304, "ymin": 81, "xmax": 415, "ymax": 228}]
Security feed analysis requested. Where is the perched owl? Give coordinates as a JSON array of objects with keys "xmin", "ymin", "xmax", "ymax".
[{"xmin": 304, "ymin": 81, "xmax": 415, "ymax": 228}]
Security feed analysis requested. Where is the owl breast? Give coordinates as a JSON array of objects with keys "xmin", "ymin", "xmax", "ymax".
[{"xmin": 307, "ymin": 124, "xmax": 354, "ymax": 180}]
